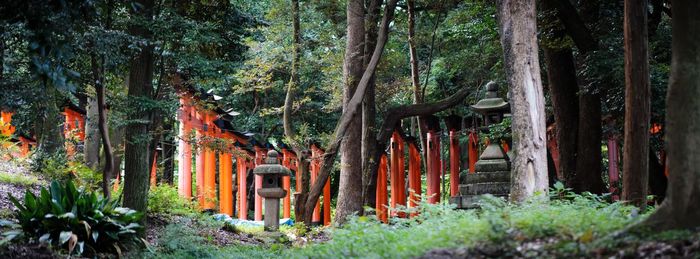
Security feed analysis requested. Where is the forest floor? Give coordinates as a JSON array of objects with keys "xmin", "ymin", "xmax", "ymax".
[{"xmin": 0, "ymin": 159, "xmax": 698, "ymax": 258}]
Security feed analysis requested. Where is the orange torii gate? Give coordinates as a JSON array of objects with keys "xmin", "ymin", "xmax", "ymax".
[{"xmin": 280, "ymin": 143, "xmax": 297, "ymax": 219}]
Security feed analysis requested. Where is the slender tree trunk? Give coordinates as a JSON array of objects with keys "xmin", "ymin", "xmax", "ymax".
[
  {"xmin": 336, "ymin": 0, "xmax": 366, "ymax": 224},
  {"xmin": 303, "ymin": 0, "xmax": 398, "ymax": 225},
  {"xmin": 361, "ymin": 0, "xmax": 381, "ymax": 208},
  {"xmin": 622, "ymin": 0, "xmax": 650, "ymax": 209},
  {"xmin": 576, "ymin": 91, "xmax": 605, "ymax": 193},
  {"xmin": 84, "ymin": 98, "xmax": 101, "ymax": 169},
  {"xmin": 641, "ymin": 0, "xmax": 700, "ymax": 230},
  {"xmin": 283, "ymin": 0, "xmax": 309, "ymax": 221},
  {"xmin": 407, "ymin": 0, "xmax": 429, "ymax": 179},
  {"xmin": 496, "ymin": 0, "xmax": 549, "ymax": 202},
  {"xmin": 161, "ymin": 121, "xmax": 175, "ymax": 184},
  {"xmin": 91, "ymin": 53, "xmax": 115, "ymax": 199},
  {"xmin": 123, "ymin": 0, "xmax": 155, "ymax": 214}
]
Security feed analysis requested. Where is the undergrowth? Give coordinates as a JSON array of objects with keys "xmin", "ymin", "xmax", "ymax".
[
  {"xmin": 149, "ymin": 191, "xmax": 650, "ymax": 258},
  {"xmin": 0, "ymin": 172, "xmax": 40, "ymax": 187}
]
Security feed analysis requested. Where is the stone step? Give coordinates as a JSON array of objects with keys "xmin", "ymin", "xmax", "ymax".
[
  {"xmin": 460, "ymin": 171, "xmax": 511, "ymax": 184},
  {"xmin": 458, "ymin": 182, "xmax": 510, "ymax": 196},
  {"xmin": 450, "ymin": 194, "xmax": 508, "ymax": 209}
]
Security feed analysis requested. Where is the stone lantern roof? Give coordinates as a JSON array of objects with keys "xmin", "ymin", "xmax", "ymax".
[
  {"xmin": 253, "ymin": 150, "xmax": 291, "ymax": 176},
  {"xmin": 470, "ymin": 81, "xmax": 509, "ymax": 114}
]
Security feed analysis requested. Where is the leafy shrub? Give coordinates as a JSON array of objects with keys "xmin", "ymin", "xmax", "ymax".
[
  {"xmin": 32, "ymin": 152, "xmax": 102, "ymax": 191},
  {"xmin": 148, "ymin": 184, "xmax": 197, "ymax": 215},
  {"xmin": 8, "ymin": 180, "xmax": 146, "ymax": 256}
]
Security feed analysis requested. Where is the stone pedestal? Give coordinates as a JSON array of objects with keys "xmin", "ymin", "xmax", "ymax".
[{"xmin": 451, "ymin": 142, "xmax": 511, "ymax": 209}]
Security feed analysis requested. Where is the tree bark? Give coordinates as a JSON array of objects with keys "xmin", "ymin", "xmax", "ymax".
[
  {"xmin": 36, "ymin": 83, "xmax": 65, "ymax": 156},
  {"xmin": 123, "ymin": 0, "xmax": 155, "ymax": 214},
  {"xmin": 161, "ymin": 121, "xmax": 175, "ymax": 184},
  {"xmin": 335, "ymin": 0, "xmax": 367, "ymax": 224},
  {"xmin": 641, "ymin": 0, "xmax": 700, "ymax": 230},
  {"xmin": 84, "ymin": 97, "xmax": 101, "ymax": 169},
  {"xmin": 361, "ymin": 0, "xmax": 381, "ymax": 208},
  {"xmin": 496, "ymin": 0, "xmax": 548, "ymax": 202},
  {"xmin": 302, "ymin": 0, "xmax": 398, "ymax": 225},
  {"xmin": 283, "ymin": 0, "xmax": 309, "ymax": 221},
  {"xmin": 622, "ymin": 0, "xmax": 650, "ymax": 209},
  {"xmin": 91, "ymin": 53, "xmax": 115, "ymax": 199}
]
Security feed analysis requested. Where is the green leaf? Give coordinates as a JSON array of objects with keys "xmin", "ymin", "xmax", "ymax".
[
  {"xmin": 92, "ymin": 231, "xmax": 99, "ymax": 242},
  {"xmin": 58, "ymin": 231, "xmax": 72, "ymax": 245},
  {"xmin": 39, "ymin": 233, "xmax": 51, "ymax": 243}
]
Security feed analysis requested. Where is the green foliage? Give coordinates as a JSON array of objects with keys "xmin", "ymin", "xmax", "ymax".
[
  {"xmin": 486, "ymin": 117, "xmax": 512, "ymax": 142},
  {"xmin": 32, "ymin": 152, "xmax": 102, "ymax": 191},
  {"xmin": 7, "ymin": 180, "xmax": 146, "ymax": 256},
  {"xmin": 147, "ymin": 184, "xmax": 197, "ymax": 215},
  {"xmin": 0, "ymin": 172, "xmax": 39, "ymax": 187}
]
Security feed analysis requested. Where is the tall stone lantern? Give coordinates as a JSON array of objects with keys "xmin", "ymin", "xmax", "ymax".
[
  {"xmin": 253, "ymin": 150, "xmax": 290, "ymax": 231},
  {"xmin": 450, "ymin": 81, "xmax": 511, "ymax": 209},
  {"xmin": 470, "ymin": 81, "xmax": 510, "ymax": 171}
]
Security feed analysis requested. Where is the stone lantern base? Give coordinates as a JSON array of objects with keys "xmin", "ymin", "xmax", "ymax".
[{"xmin": 450, "ymin": 143, "xmax": 511, "ymax": 209}]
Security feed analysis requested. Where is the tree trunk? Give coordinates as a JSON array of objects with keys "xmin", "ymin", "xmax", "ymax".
[
  {"xmin": 406, "ymin": 0, "xmax": 429, "ymax": 185},
  {"xmin": 496, "ymin": 0, "xmax": 548, "ymax": 202},
  {"xmin": 622, "ymin": 0, "xmax": 650, "ymax": 209},
  {"xmin": 90, "ymin": 53, "xmax": 115, "ymax": 199},
  {"xmin": 575, "ymin": 91, "xmax": 605, "ymax": 193},
  {"xmin": 84, "ymin": 97, "xmax": 101, "ymax": 169},
  {"xmin": 302, "ymin": 0, "xmax": 398, "ymax": 225},
  {"xmin": 123, "ymin": 0, "xmax": 155, "ymax": 214},
  {"xmin": 161, "ymin": 121, "xmax": 175, "ymax": 184},
  {"xmin": 335, "ymin": 0, "xmax": 366, "ymax": 224},
  {"xmin": 283, "ymin": 0, "xmax": 309, "ymax": 221},
  {"xmin": 641, "ymin": 0, "xmax": 700, "ymax": 230},
  {"xmin": 36, "ymin": 83, "xmax": 65, "ymax": 156},
  {"xmin": 361, "ymin": 0, "xmax": 381, "ymax": 208}
]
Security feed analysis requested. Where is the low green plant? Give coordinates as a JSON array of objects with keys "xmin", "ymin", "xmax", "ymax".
[
  {"xmin": 148, "ymin": 184, "xmax": 198, "ymax": 215},
  {"xmin": 7, "ymin": 180, "xmax": 146, "ymax": 256},
  {"xmin": 0, "ymin": 172, "xmax": 40, "ymax": 187}
]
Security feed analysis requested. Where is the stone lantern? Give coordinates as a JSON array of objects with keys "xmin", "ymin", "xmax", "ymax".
[
  {"xmin": 470, "ymin": 81, "xmax": 510, "ymax": 170},
  {"xmin": 253, "ymin": 150, "xmax": 290, "ymax": 231},
  {"xmin": 450, "ymin": 81, "xmax": 511, "ymax": 209}
]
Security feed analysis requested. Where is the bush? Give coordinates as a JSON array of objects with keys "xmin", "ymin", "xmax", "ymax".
[
  {"xmin": 0, "ymin": 172, "xmax": 40, "ymax": 187},
  {"xmin": 32, "ymin": 152, "xmax": 103, "ymax": 191},
  {"xmin": 148, "ymin": 184, "xmax": 198, "ymax": 215},
  {"xmin": 8, "ymin": 180, "xmax": 146, "ymax": 256}
]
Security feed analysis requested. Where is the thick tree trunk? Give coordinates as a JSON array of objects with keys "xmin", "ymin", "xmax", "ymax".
[
  {"xmin": 622, "ymin": 0, "xmax": 650, "ymax": 209},
  {"xmin": 335, "ymin": 0, "xmax": 366, "ymax": 224},
  {"xmin": 361, "ymin": 0, "xmax": 381, "ymax": 208},
  {"xmin": 84, "ymin": 98, "xmax": 100, "ymax": 169},
  {"xmin": 642, "ymin": 0, "xmax": 700, "ymax": 230},
  {"xmin": 575, "ymin": 91, "xmax": 605, "ymax": 193},
  {"xmin": 542, "ymin": 0, "xmax": 579, "ymax": 187},
  {"xmin": 36, "ymin": 84, "xmax": 65, "ymax": 156},
  {"xmin": 496, "ymin": 0, "xmax": 548, "ymax": 202},
  {"xmin": 123, "ymin": 0, "xmax": 155, "ymax": 214},
  {"xmin": 302, "ymin": 0, "xmax": 398, "ymax": 225}
]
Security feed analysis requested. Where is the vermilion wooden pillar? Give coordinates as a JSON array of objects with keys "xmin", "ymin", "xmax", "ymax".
[
  {"xmin": 281, "ymin": 149, "xmax": 294, "ymax": 218},
  {"xmin": 426, "ymin": 131, "xmax": 440, "ymax": 203},
  {"xmin": 546, "ymin": 125, "xmax": 561, "ymax": 179},
  {"xmin": 178, "ymin": 98, "xmax": 193, "ymax": 198},
  {"xmin": 376, "ymin": 153, "xmax": 388, "ymax": 223},
  {"xmin": 237, "ymin": 156, "xmax": 248, "ymax": 220},
  {"xmin": 607, "ymin": 135, "xmax": 620, "ymax": 201},
  {"xmin": 468, "ymin": 131, "xmax": 478, "ymax": 173},
  {"xmin": 219, "ymin": 152, "xmax": 233, "ymax": 216},
  {"xmin": 195, "ymin": 130, "xmax": 205, "ymax": 206},
  {"xmin": 390, "ymin": 131, "xmax": 406, "ymax": 216},
  {"xmin": 407, "ymin": 140, "xmax": 421, "ymax": 212},
  {"xmin": 310, "ymin": 144, "xmax": 324, "ymax": 224},
  {"xmin": 254, "ymin": 147, "xmax": 266, "ymax": 221},
  {"xmin": 150, "ymin": 150, "xmax": 158, "ymax": 187},
  {"xmin": 203, "ymin": 148, "xmax": 216, "ymax": 210}
]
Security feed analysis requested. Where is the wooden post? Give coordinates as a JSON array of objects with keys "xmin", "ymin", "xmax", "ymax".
[
  {"xmin": 449, "ymin": 129, "xmax": 460, "ymax": 197},
  {"xmin": 150, "ymin": 149, "xmax": 158, "ymax": 187},
  {"xmin": 203, "ymin": 147, "xmax": 216, "ymax": 210},
  {"xmin": 468, "ymin": 131, "xmax": 478, "ymax": 173},
  {"xmin": 281, "ymin": 149, "xmax": 293, "ymax": 218},
  {"xmin": 195, "ymin": 130, "xmax": 205, "ymax": 207},
  {"xmin": 310, "ymin": 144, "xmax": 323, "ymax": 224},
  {"xmin": 237, "ymin": 156, "xmax": 248, "ymax": 220},
  {"xmin": 323, "ymin": 176, "xmax": 331, "ymax": 226},
  {"xmin": 390, "ymin": 131, "xmax": 406, "ymax": 216},
  {"xmin": 546, "ymin": 124, "xmax": 561, "ymax": 180},
  {"xmin": 376, "ymin": 153, "xmax": 388, "ymax": 223},
  {"xmin": 254, "ymin": 147, "xmax": 266, "ymax": 221},
  {"xmin": 608, "ymin": 135, "xmax": 620, "ymax": 201},
  {"xmin": 219, "ymin": 152, "xmax": 233, "ymax": 216},
  {"xmin": 426, "ymin": 130, "xmax": 440, "ymax": 203},
  {"xmin": 178, "ymin": 98, "xmax": 193, "ymax": 198},
  {"xmin": 407, "ymin": 140, "xmax": 421, "ymax": 213}
]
